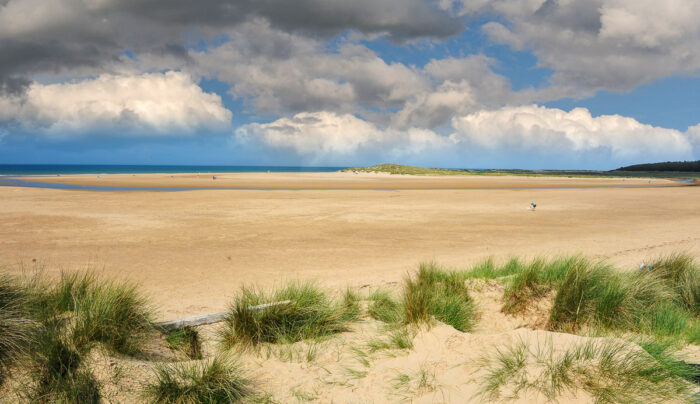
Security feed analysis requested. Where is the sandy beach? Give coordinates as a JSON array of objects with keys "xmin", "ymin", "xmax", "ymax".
[
  {"xmin": 2, "ymin": 171, "xmax": 700, "ymax": 403},
  {"xmin": 2, "ymin": 172, "xmax": 698, "ymax": 320},
  {"xmin": 13, "ymin": 170, "xmax": 679, "ymax": 189}
]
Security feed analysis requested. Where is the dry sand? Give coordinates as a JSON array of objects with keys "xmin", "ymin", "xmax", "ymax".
[
  {"xmin": 3, "ymin": 172, "xmax": 698, "ymax": 319},
  {"xmin": 1, "ymin": 172, "xmax": 699, "ymax": 403}
]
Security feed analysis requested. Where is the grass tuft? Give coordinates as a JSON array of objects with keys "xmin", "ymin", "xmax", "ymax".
[
  {"xmin": 403, "ymin": 263, "xmax": 477, "ymax": 331},
  {"xmin": 0, "ymin": 274, "xmax": 37, "ymax": 385},
  {"xmin": 650, "ymin": 253, "xmax": 700, "ymax": 315},
  {"xmin": 548, "ymin": 255, "xmax": 698, "ymax": 341},
  {"xmin": 51, "ymin": 271, "xmax": 98, "ymax": 313},
  {"xmin": 479, "ymin": 338, "xmax": 697, "ymax": 403},
  {"xmin": 71, "ymin": 280, "xmax": 155, "ymax": 355},
  {"xmin": 220, "ymin": 282, "xmax": 358, "ymax": 348},
  {"xmin": 143, "ymin": 355, "xmax": 253, "ymax": 403},
  {"xmin": 166, "ymin": 327, "xmax": 203, "ymax": 360},
  {"xmin": 367, "ymin": 289, "xmax": 403, "ymax": 324},
  {"xmin": 26, "ymin": 323, "xmax": 101, "ymax": 404}
]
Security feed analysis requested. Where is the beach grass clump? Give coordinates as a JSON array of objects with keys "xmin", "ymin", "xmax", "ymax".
[
  {"xmin": 635, "ymin": 337, "xmax": 700, "ymax": 384},
  {"xmin": 220, "ymin": 282, "xmax": 359, "ymax": 348},
  {"xmin": 479, "ymin": 338, "xmax": 697, "ymax": 403},
  {"xmin": 340, "ymin": 288, "xmax": 362, "ymax": 322},
  {"xmin": 499, "ymin": 256, "xmax": 585, "ymax": 313},
  {"xmin": 548, "ymin": 256, "xmax": 699, "ymax": 341},
  {"xmin": 51, "ymin": 271, "xmax": 99, "ymax": 313},
  {"xmin": 166, "ymin": 327, "xmax": 203, "ymax": 360},
  {"xmin": 461, "ymin": 257, "xmax": 522, "ymax": 280},
  {"xmin": 0, "ymin": 274, "xmax": 37, "ymax": 385},
  {"xmin": 403, "ymin": 263, "xmax": 477, "ymax": 332},
  {"xmin": 142, "ymin": 355, "xmax": 253, "ymax": 404},
  {"xmin": 367, "ymin": 289, "xmax": 403, "ymax": 324},
  {"xmin": 71, "ymin": 280, "xmax": 154, "ymax": 355},
  {"xmin": 25, "ymin": 323, "xmax": 101, "ymax": 404},
  {"xmin": 649, "ymin": 253, "xmax": 700, "ymax": 315}
]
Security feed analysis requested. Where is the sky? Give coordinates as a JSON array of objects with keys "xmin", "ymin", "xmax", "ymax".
[{"xmin": 0, "ymin": 0, "xmax": 699, "ymax": 170}]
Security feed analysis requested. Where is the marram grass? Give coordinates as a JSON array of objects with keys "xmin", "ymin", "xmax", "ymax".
[
  {"xmin": 142, "ymin": 355, "xmax": 253, "ymax": 404},
  {"xmin": 220, "ymin": 281, "xmax": 359, "ymax": 348},
  {"xmin": 402, "ymin": 263, "xmax": 477, "ymax": 332},
  {"xmin": 0, "ymin": 274, "xmax": 37, "ymax": 385},
  {"xmin": 462, "ymin": 253, "xmax": 700, "ymax": 342},
  {"xmin": 25, "ymin": 322, "xmax": 101, "ymax": 404},
  {"xmin": 166, "ymin": 327, "xmax": 203, "ymax": 360},
  {"xmin": 70, "ymin": 279, "xmax": 155, "ymax": 355},
  {"xmin": 367, "ymin": 289, "xmax": 403, "ymax": 324},
  {"xmin": 479, "ymin": 338, "xmax": 697, "ymax": 403}
]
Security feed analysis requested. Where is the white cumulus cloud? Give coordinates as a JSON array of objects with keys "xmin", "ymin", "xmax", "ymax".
[
  {"xmin": 0, "ymin": 71, "xmax": 231, "ymax": 137},
  {"xmin": 450, "ymin": 105, "xmax": 694, "ymax": 165},
  {"xmin": 234, "ymin": 106, "xmax": 698, "ymax": 168},
  {"xmin": 234, "ymin": 111, "xmax": 451, "ymax": 164}
]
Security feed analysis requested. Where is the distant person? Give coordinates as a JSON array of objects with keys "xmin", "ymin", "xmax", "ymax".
[
  {"xmin": 212, "ymin": 175, "xmax": 217, "ymax": 180},
  {"xmin": 529, "ymin": 202, "xmax": 536, "ymax": 211}
]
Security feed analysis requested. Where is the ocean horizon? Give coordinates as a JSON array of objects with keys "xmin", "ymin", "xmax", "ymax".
[{"xmin": 0, "ymin": 164, "xmax": 348, "ymax": 175}]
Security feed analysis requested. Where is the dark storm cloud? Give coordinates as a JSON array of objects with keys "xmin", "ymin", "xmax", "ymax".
[
  {"xmin": 111, "ymin": 0, "xmax": 462, "ymax": 39},
  {"xmin": 0, "ymin": 0, "xmax": 462, "ymax": 89}
]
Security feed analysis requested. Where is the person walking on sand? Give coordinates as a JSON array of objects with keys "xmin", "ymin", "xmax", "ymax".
[{"xmin": 529, "ymin": 202, "xmax": 536, "ymax": 211}]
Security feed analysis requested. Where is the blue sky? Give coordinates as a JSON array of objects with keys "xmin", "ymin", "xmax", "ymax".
[{"xmin": 0, "ymin": 0, "xmax": 699, "ymax": 169}]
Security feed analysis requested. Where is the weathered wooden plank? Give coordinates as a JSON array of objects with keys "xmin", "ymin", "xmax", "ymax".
[{"xmin": 158, "ymin": 300, "xmax": 292, "ymax": 331}]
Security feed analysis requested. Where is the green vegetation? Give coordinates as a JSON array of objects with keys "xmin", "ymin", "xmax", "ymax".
[
  {"xmin": 346, "ymin": 163, "xmax": 473, "ymax": 175},
  {"xmin": 25, "ymin": 323, "xmax": 101, "ymax": 404},
  {"xmin": 479, "ymin": 338, "xmax": 697, "ymax": 403},
  {"xmin": 71, "ymin": 279, "xmax": 154, "ymax": 355},
  {"xmin": 166, "ymin": 327, "xmax": 203, "ymax": 360},
  {"xmin": 403, "ymin": 263, "xmax": 477, "ymax": 332},
  {"xmin": 367, "ymin": 327, "xmax": 416, "ymax": 353},
  {"xmin": 367, "ymin": 289, "xmax": 403, "ymax": 324},
  {"xmin": 0, "ymin": 269, "xmax": 156, "ymax": 402},
  {"xmin": 456, "ymin": 253, "xmax": 700, "ymax": 342},
  {"xmin": 501, "ymin": 257, "xmax": 578, "ymax": 313},
  {"xmin": 0, "ymin": 274, "xmax": 36, "ymax": 385},
  {"xmin": 345, "ymin": 163, "xmax": 700, "ymax": 179},
  {"xmin": 366, "ymin": 264, "xmax": 478, "ymax": 331},
  {"xmin": 220, "ymin": 282, "xmax": 360, "ymax": 348},
  {"xmin": 548, "ymin": 254, "xmax": 700, "ymax": 341},
  {"xmin": 391, "ymin": 364, "xmax": 439, "ymax": 399},
  {"xmin": 142, "ymin": 355, "xmax": 253, "ymax": 404},
  {"xmin": 3, "ymin": 255, "xmax": 700, "ymax": 403},
  {"xmin": 617, "ymin": 160, "xmax": 700, "ymax": 172}
]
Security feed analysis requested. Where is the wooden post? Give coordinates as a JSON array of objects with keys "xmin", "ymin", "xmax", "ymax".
[{"xmin": 158, "ymin": 300, "xmax": 292, "ymax": 331}]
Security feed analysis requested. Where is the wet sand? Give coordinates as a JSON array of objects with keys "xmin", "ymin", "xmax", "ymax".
[
  {"xmin": 13, "ymin": 171, "xmax": 676, "ymax": 189},
  {"xmin": 1, "ymin": 172, "xmax": 698, "ymax": 320}
]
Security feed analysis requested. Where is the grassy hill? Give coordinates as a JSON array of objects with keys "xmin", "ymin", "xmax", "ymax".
[
  {"xmin": 344, "ymin": 163, "xmax": 700, "ymax": 179},
  {"xmin": 617, "ymin": 160, "xmax": 700, "ymax": 172}
]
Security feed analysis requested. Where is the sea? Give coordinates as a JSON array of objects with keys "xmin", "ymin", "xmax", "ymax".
[{"xmin": 0, "ymin": 164, "xmax": 347, "ymax": 175}]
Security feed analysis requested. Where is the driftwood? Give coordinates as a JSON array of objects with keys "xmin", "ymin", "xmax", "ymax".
[{"xmin": 158, "ymin": 300, "xmax": 292, "ymax": 331}]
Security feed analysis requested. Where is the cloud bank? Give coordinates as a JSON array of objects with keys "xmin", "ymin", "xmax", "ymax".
[
  {"xmin": 235, "ymin": 106, "xmax": 695, "ymax": 168},
  {"xmin": 0, "ymin": 71, "xmax": 231, "ymax": 137}
]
